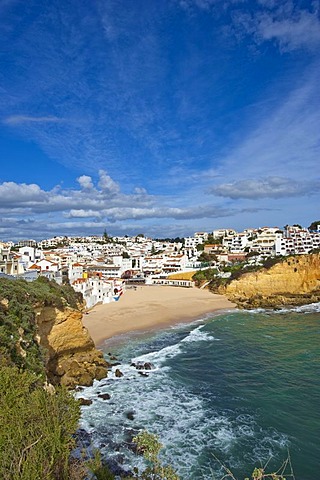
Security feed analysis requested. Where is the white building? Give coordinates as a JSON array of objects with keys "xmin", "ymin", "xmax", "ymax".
[
  {"xmin": 72, "ymin": 276, "xmax": 125, "ymax": 309},
  {"xmin": 275, "ymin": 228, "xmax": 320, "ymax": 255},
  {"xmin": 250, "ymin": 228, "xmax": 282, "ymax": 256}
]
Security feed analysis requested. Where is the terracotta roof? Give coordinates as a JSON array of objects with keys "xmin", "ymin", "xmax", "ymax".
[{"xmin": 28, "ymin": 264, "xmax": 41, "ymax": 270}]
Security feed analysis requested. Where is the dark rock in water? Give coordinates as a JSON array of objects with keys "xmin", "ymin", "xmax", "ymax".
[
  {"xmin": 115, "ymin": 368, "xmax": 123, "ymax": 377},
  {"xmin": 124, "ymin": 428, "xmax": 139, "ymax": 441},
  {"xmin": 78, "ymin": 397, "xmax": 93, "ymax": 406},
  {"xmin": 134, "ymin": 361, "xmax": 155, "ymax": 371},
  {"xmin": 109, "ymin": 354, "xmax": 118, "ymax": 361},
  {"xmin": 109, "ymin": 361, "xmax": 121, "ymax": 367},
  {"xmin": 123, "ymin": 441, "xmax": 138, "ymax": 453},
  {"xmin": 98, "ymin": 393, "xmax": 111, "ymax": 400},
  {"xmin": 130, "ymin": 362, "xmax": 136, "ymax": 367},
  {"xmin": 71, "ymin": 428, "xmax": 95, "ymax": 464},
  {"xmin": 138, "ymin": 371, "xmax": 149, "ymax": 377},
  {"xmin": 75, "ymin": 428, "xmax": 92, "ymax": 448},
  {"xmin": 125, "ymin": 410, "xmax": 135, "ymax": 420},
  {"xmin": 75, "ymin": 386, "xmax": 84, "ymax": 392},
  {"xmin": 106, "ymin": 458, "xmax": 132, "ymax": 477},
  {"xmin": 144, "ymin": 362, "xmax": 154, "ymax": 370},
  {"xmin": 135, "ymin": 362, "xmax": 144, "ymax": 370}
]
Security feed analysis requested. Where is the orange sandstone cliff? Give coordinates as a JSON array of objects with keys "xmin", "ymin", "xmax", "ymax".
[
  {"xmin": 219, "ymin": 253, "xmax": 320, "ymax": 308},
  {"xmin": 35, "ymin": 305, "xmax": 108, "ymax": 388}
]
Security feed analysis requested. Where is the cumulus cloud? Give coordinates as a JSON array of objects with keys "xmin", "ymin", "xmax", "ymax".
[
  {"xmin": 0, "ymin": 182, "xmax": 46, "ymax": 205},
  {"xmin": 98, "ymin": 170, "xmax": 120, "ymax": 195},
  {"xmin": 211, "ymin": 176, "xmax": 320, "ymax": 199},
  {"xmin": 77, "ymin": 175, "xmax": 94, "ymax": 190}
]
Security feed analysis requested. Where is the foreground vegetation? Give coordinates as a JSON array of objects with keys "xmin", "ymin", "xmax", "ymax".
[{"xmin": 0, "ymin": 366, "xmax": 79, "ymax": 480}]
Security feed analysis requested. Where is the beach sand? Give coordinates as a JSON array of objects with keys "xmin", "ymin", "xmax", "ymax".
[{"xmin": 82, "ymin": 285, "xmax": 236, "ymax": 345}]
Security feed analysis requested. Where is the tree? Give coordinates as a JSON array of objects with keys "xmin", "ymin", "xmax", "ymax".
[
  {"xmin": 308, "ymin": 220, "xmax": 320, "ymax": 231},
  {"xmin": 198, "ymin": 252, "xmax": 217, "ymax": 263}
]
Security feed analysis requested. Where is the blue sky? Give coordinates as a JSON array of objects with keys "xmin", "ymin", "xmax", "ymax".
[{"xmin": 0, "ymin": 0, "xmax": 319, "ymax": 241}]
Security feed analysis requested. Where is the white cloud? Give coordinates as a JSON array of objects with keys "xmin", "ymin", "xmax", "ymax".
[
  {"xmin": 77, "ymin": 175, "xmax": 94, "ymax": 190},
  {"xmin": 232, "ymin": 2, "xmax": 320, "ymax": 52},
  {"xmin": 0, "ymin": 172, "xmax": 262, "ymax": 241},
  {"xmin": 98, "ymin": 170, "xmax": 120, "ymax": 195},
  {"xmin": 212, "ymin": 177, "xmax": 320, "ymax": 199},
  {"xmin": 3, "ymin": 115, "xmax": 63, "ymax": 125},
  {"xmin": 0, "ymin": 182, "xmax": 46, "ymax": 205},
  {"xmin": 256, "ymin": 8, "xmax": 320, "ymax": 52},
  {"xmin": 66, "ymin": 209, "xmax": 102, "ymax": 219}
]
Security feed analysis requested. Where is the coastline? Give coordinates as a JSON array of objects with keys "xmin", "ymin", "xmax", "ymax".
[{"xmin": 82, "ymin": 285, "xmax": 236, "ymax": 346}]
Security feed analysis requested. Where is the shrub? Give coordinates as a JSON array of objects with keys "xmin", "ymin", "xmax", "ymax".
[
  {"xmin": 131, "ymin": 431, "xmax": 180, "ymax": 480},
  {"xmin": 0, "ymin": 366, "xmax": 80, "ymax": 480}
]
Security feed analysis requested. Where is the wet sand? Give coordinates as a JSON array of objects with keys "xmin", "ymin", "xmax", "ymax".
[{"xmin": 82, "ymin": 285, "xmax": 236, "ymax": 345}]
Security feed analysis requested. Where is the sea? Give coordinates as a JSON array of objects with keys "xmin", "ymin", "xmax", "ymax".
[{"xmin": 78, "ymin": 304, "xmax": 320, "ymax": 479}]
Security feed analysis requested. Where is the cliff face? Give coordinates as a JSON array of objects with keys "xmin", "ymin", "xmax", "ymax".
[
  {"xmin": 36, "ymin": 306, "xmax": 108, "ymax": 388},
  {"xmin": 220, "ymin": 254, "xmax": 320, "ymax": 308}
]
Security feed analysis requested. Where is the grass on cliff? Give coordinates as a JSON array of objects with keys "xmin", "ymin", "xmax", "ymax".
[{"xmin": 0, "ymin": 365, "xmax": 80, "ymax": 480}]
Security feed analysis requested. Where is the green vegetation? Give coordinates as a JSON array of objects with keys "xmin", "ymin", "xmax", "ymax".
[
  {"xmin": 192, "ymin": 268, "xmax": 218, "ymax": 286},
  {"xmin": 308, "ymin": 220, "xmax": 320, "ymax": 231},
  {"xmin": 0, "ymin": 277, "xmax": 88, "ymax": 479},
  {"xmin": 198, "ymin": 251, "xmax": 217, "ymax": 263},
  {"xmin": 0, "ymin": 366, "xmax": 80, "ymax": 480},
  {"xmin": 130, "ymin": 431, "xmax": 180, "ymax": 480},
  {"xmin": 204, "ymin": 234, "xmax": 222, "ymax": 245},
  {"xmin": 154, "ymin": 237, "xmax": 185, "ymax": 244}
]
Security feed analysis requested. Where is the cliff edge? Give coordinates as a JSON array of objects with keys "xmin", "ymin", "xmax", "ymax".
[
  {"xmin": 219, "ymin": 253, "xmax": 320, "ymax": 308},
  {"xmin": 0, "ymin": 277, "xmax": 108, "ymax": 388},
  {"xmin": 36, "ymin": 305, "xmax": 108, "ymax": 388}
]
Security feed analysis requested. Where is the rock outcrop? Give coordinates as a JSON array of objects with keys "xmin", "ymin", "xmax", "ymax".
[
  {"xmin": 35, "ymin": 305, "xmax": 108, "ymax": 388},
  {"xmin": 220, "ymin": 253, "xmax": 320, "ymax": 308}
]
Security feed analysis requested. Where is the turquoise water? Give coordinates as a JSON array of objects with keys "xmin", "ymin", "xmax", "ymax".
[{"xmin": 79, "ymin": 304, "xmax": 320, "ymax": 479}]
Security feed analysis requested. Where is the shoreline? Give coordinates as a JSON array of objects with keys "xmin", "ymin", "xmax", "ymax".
[{"xmin": 82, "ymin": 285, "xmax": 236, "ymax": 346}]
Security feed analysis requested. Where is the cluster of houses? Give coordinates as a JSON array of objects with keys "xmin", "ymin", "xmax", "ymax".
[{"xmin": 1, "ymin": 223, "xmax": 319, "ymax": 309}]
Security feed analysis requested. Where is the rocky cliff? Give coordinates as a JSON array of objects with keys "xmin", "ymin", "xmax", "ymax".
[
  {"xmin": 220, "ymin": 253, "xmax": 320, "ymax": 308},
  {"xmin": 36, "ymin": 305, "xmax": 108, "ymax": 388},
  {"xmin": 0, "ymin": 277, "xmax": 109, "ymax": 388}
]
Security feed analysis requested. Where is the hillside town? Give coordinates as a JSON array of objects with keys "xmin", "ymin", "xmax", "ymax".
[{"xmin": 1, "ymin": 223, "xmax": 319, "ymax": 309}]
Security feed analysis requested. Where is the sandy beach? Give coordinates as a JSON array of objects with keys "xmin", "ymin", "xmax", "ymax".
[{"xmin": 83, "ymin": 285, "xmax": 236, "ymax": 345}]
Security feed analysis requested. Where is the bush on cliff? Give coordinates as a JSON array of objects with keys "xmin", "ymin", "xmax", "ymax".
[
  {"xmin": 0, "ymin": 365, "xmax": 80, "ymax": 480},
  {"xmin": 192, "ymin": 268, "xmax": 218, "ymax": 287}
]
